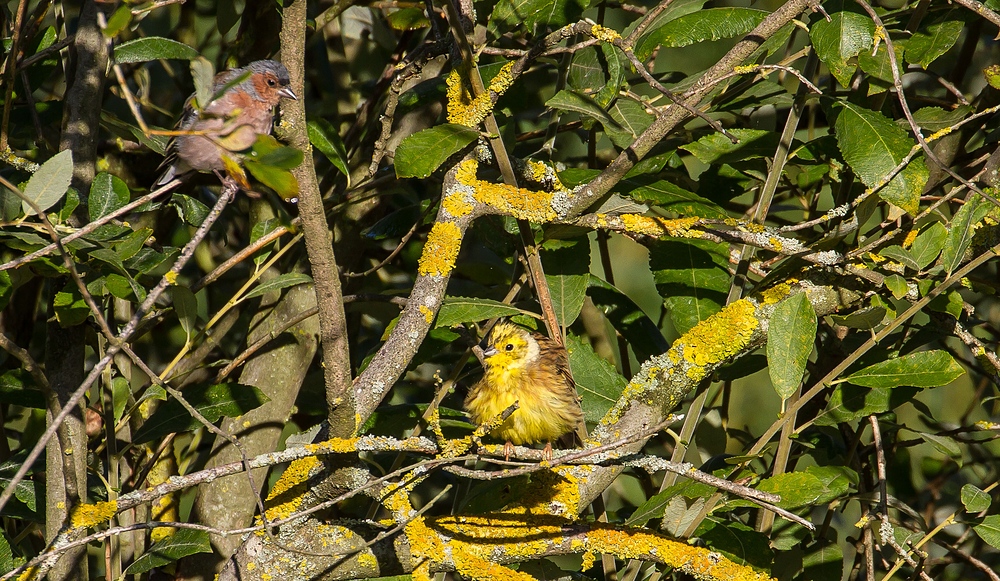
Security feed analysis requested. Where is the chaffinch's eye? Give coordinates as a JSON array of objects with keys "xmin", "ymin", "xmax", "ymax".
[
  {"xmin": 267, "ymin": 78, "xmax": 277, "ymax": 87},
  {"xmin": 505, "ymin": 343, "xmax": 514, "ymax": 351}
]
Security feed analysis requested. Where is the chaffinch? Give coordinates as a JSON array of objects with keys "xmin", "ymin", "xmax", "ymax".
[{"xmin": 154, "ymin": 59, "xmax": 297, "ymax": 188}]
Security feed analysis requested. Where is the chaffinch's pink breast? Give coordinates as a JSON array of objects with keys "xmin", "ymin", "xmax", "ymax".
[{"xmin": 153, "ymin": 59, "xmax": 296, "ymax": 188}]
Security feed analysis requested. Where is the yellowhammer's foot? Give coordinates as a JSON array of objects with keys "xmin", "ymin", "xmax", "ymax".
[
  {"xmin": 504, "ymin": 441, "xmax": 515, "ymax": 461},
  {"xmin": 542, "ymin": 442, "xmax": 553, "ymax": 461}
]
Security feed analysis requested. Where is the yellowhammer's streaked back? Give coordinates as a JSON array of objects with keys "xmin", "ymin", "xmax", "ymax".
[{"xmin": 464, "ymin": 321, "xmax": 584, "ymax": 456}]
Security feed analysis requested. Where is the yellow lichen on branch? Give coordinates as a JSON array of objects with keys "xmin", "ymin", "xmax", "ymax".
[
  {"xmin": 669, "ymin": 299, "xmax": 759, "ymax": 380},
  {"xmin": 447, "ymin": 61, "xmax": 516, "ymax": 127},
  {"xmin": 418, "ymin": 221, "xmax": 463, "ymax": 276},
  {"xmin": 456, "ymin": 159, "xmax": 560, "ymax": 222},
  {"xmin": 406, "ymin": 514, "xmax": 772, "ymax": 581},
  {"xmin": 583, "ymin": 526, "xmax": 774, "ymax": 581},
  {"xmin": 70, "ymin": 500, "xmax": 118, "ymax": 528},
  {"xmin": 262, "ymin": 455, "xmax": 321, "ymax": 522},
  {"xmin": 615, "ymin": 215, "xmax": 703, "ymax": 238}
]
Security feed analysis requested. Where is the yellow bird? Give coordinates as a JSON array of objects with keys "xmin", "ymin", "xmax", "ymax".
[{"xmin": 464, "ymin": 321, "xmax": 585, "ymax": 459}]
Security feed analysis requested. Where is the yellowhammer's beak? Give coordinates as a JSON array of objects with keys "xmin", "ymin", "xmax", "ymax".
[{"xmin": 481, "ymin": 345, "xmax": 498, "ymax": 358}]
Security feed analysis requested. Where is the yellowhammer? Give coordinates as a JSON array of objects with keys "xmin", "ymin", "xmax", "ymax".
[{"xmin": 464, "ymin": 321, "xmax": 585, "ymax": 459}]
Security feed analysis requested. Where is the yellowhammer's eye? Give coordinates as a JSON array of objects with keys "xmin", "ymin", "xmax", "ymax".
[{"xmin": 505, "ymin": 344, "xmax": 514, "ymax": 351}]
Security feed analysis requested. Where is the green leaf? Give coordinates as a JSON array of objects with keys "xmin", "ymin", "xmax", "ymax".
[
  {"xmin": 679, "ymin": 129, "xmax": 779, "ymax": 165},
  {"xmin": 125, "ymin": 529, "xmax": 212, "ymax": 575},
  {"xmin": 817, "ymin": 385, "xmax": 918, "ymax": 425},
  {"xmin": 103, "ymin": 5, "xmax": 132, "ymax": 38},
  {"xmin": 22, "ymin": 149, "xmax": 72, "ymax": 216},
  {"xmin": 171, "ymin": 286, "xmax": 199, "ymax": 339},
  {"xmin": 53, "ymin": 282, "xmax": 89, "ymax": 327},
  {"xmin": 250, "ymin": 218, "xmax": 282, "ymax": 268},
  {"xmin": 607, "ymin": 99, "xmax": 655, "ymax": 148},
  {"xmin": 626, "ymin": 480, "xmax": 714, "ymax": 527},
  {"xmin": 0, "ymin": 455, "xmax": 38, "ymax": 512},
  {"xmin": 694, "ymin": 519, "xmax": 773, "ymax": 570},
  {"xmin": 241, "ymin": 273, "xmax": 313, "ymax": 301},
  {"xmin": 249, "ymin": 134, "xmax": 303, "ymax": 169},
  {"xmin": 911, "ymin": 105, "xmax": 974, "ymax": 132},
  {"xmin": 631, "ymin": 0, "xmax": 707, "ymax": 56},
  {"xmin": 904, "ymin": 19, "xmax": 963, "ymax": 69},
  {"xmin": 307, "ymin": 118, "xmax": 350, "ymax": 179},
  {"xmin": 831, "ymin": 101, "xmax": 928, "ymax": 216},
  {"xmin": 89, "ymin": 172, "xmax": 130, "ymax": 221},
  {"xmin": 809, "ymin": 11, "xmax": 875, "ymax": 87},
  {"xmin": 567, "ymin": 334, "xmax": 625, "ymax": 424},
  {"xmin": 546, "ymin": 90, "xmax": 624, "ymax": 133},
  {"xmin": 436, "ymin": 297, "xmax": 532, "ymax": 328},
  {"xmin": 112, "ymin": 376, "xmax": 130, "ymax": 423},
  {"xmin": 587, "ymin": 277, "xmax": 669, "ymax": 363},
  {"xmin": 829, "ymin": 305, "xmax": 886, "ymax": 330},
  {"xmin": 568, "ymin": 44, "xmax": 626, "ymax": 108},
  {"xmin": 0, "ymin": 271, "xmax": 11, "ymax": 311},
  {"xmin": 113, "ymin": 228, "xmax": 153, "ymax": 262},
  {"xmin": 488, "ymin": 0, "xmax": 589, "ymax": 35},
  {"xmin": 244, "ymin": 161, "xmax": 299, "ymax": 201},
  {"xmin": 841, "ymin": 350, "xmax": 964, "ymax": 388},
  {"xmin": 387, "ymin": 7, "xmax": 431, "ymax": 30},
  {"xmin": 913, "ymin": 430, "xmax": 962, "ymax": 464},
  {"xmin": 767, "ymin": 293, "xmax": 817, "ymax": 399},
  {"xmin": 114, "ymin": 37, "xmax": 199, "ymax": 64},
  {"xmin": 618, "ymin": 175, "xmax": 726, "ymax": 219},
  {"xmin": 910, "ymin": 222, "xmax": 947, "ymax": 269},
  {"xmin": 974, "ymin": 515, "xmax": 1000, "ymax": 550},
  {"xmin": 190, "ymin": 57, "xmax": 215, "ymax": 111},
  {"xmin": 961, "ymin": 484, "xmax": 991, "ymax": 513},
  {"xmin": 105, "ymin": 273, "xmax": 145, "ymax": 302},
  {"xmin": 878, "ymin": 245, "xmax": 918, "ymax": 270},
  {"xmin": 636, "ymin": 8, "xmax": 768, "ymax": 60},
  {"xmin": 650, "ymin": 239, "xmax": 729, "ymax": 335},
  {"xmin": 858, "ymin": 44, "xmax": 903, "ymax": 83},
  {"xmin": 755, "ymin": 466, "xmax": 852, "ymax": 509},
  {"xmin": 0, "ymin": 530, "xmax": 13, "ymax": 573},
  {"xmin": 394, "ymin": 124, "xmax": 479, "ymax": 179},
  {"xmin": 132, "ymin": 383, "xmax": 271, "ymax": 444},
  {"xmin": 0, "ymin": 369, "xmax": 46, "ymax": 409},
  {"xmin": 884, "ymin": 274, "xmax": 909, "ymax": 299},
  {"xmin": 541, "ymin": 237, "xmax": 590, "ymax": 327},
  {"xmin": 172, "ymin": 194, "xmax": 210, "ymax": 227},
  {"xmin": 941, "ymin": 194, "xmax": 991, "ymax": 275}
]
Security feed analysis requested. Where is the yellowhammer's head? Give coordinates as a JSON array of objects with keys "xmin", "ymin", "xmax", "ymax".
[{"xmin": 480, "ymin": 321, "xmax": 540, "ymax": 372}]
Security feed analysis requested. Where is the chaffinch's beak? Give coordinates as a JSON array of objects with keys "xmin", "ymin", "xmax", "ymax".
[{"xmin": 279, "ymin": 87, "xmax": 297, "ymax": 100}]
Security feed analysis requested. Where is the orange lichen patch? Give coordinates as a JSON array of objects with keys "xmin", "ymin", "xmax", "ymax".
[
  {"xmin": 70, "ymin": 500, "xmax": 118, "ymax": 528},
  {"xmin": 670, "ymin": 299, "xmax": 759, "ymax": 381},
  {"xmin": 584, "ymin": 526, "xmax": 774, "ymax": 581},
  {"xmin": 617, "ymin": 215, "xmax": 701, "ymax": 238},
  {"xmin": 768, "ymin": 237, "xmax": 782, "ymax": 252},
  {"xmin": 443, "ymin": 191, "xmax": 473, "ymax": 217},
  {"xmin": 759, "ymin": 282, "xmax": 792, "ymax": 305},
  {"xmin": 457, "ymin": 159, "xmax": 559, "ymax": 222},
  {"xmin": 418, "ymin": 221, "xmax": 463, "ymax": 276},
  {"xmin": 733, "ymin": 64, "xmax": 759, "ymax": 74},
  {"xmin": 420, "ymin": 304, "xmax": 435, "ymax": 324},
  {"xmin": 902, "ymin": 230, "xmax": 918, "ymax": 249},
  {"xmin": 591, "ymin": 24, "xmax": 621, "ymax": 43}
]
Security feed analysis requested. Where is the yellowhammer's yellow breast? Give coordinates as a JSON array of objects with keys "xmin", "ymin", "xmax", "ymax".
[{"xmin": 465, "ymin": 358, "xmax": 582, "ymax": 445}]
